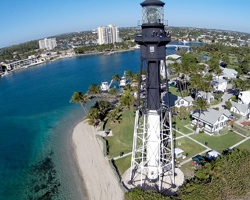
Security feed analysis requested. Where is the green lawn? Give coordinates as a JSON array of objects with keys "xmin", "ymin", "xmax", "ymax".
[
  {"xmin": 190, "ymin": 131, "xmax": 245, "ymax": 153},
  {"xmin": 172, "ymin": 116, "xmax": 193, "ymax": 134},
  {"xmin": 173, "ymin": 130, "xmax": 183, "ymax": 138},
  {"xmin": 114, "ymin": 155, "xmax": 131, "ymax": 176},
  {"xmin": 210, "ymin": 99, "xmax": 220, "ymax": 106},
  {"xmin": 180, "ymin": 160, "xmax": 198, "ymax": 179},
  {"xmin": 169, "ymin": 86, "xmax": 183, "ymax": 97},
  {"xmin": 174, "ymin": 137, "xmax": 206, "ymax": 162},
  {"xmin": 237, "ymin": 139, "xmax": 250, "ymax": 151},
  {"xmin": 105, "ymin": 109, "xmax": 135, "ymax": 158}
]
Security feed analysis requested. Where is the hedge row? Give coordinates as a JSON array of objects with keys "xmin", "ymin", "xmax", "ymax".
[
  {"xmin": 233, "ymin": 123, "xmax": 250, "ymax": 137},
  {"xmin": 109, "ymin": 160, "xmax": 128, "ymax": 192},
  {"xmin": 96, "ymin": 135, "xmax": 109, "ymax": 156}
]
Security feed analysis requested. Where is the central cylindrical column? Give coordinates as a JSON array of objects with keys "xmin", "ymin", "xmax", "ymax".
[
  {"xmin": 147, "ymin": 110, "xmax": 160, "ymax": 180},
  {"xmin": 147, "ymin": 61, "xmax": 161, "ymax": 110}
]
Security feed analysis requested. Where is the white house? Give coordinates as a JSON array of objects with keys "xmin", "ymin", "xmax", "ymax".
[
  {"xmin": 230, "ymin": 101, "xmax": 250, "ymax": 117},
  {"xmin": 238, "ymin": 91, "xmax": 250, "ymax": 105},
  {"xmin": 191, "ymin": 108, "xmax": 231, "ymax": 135},
  {"xmin": 162, "ymin": 93, "xmax": 193, "ymax": 108},
  {"xmin": 196, "ymin": 91, "xmax": 215, "ymax": 104},
  {"xmin": 217, "ymin": 67, "xmax": 238, "ymax": 79},
  {"xmin": 166, "ymin": 54, "xmax": 182, "ymax": 63},
  {"xmin": 211, "ymin": 79, "xmax": 227, "ymax": 92}
]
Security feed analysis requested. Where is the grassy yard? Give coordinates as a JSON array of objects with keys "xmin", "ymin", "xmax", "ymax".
[
  {"xmin": 105, "ymin": 109, "xmax": 135, "ymax": 158},
  {"xmin": 210, "ymin": 99, "xmax": 220, "ymax": 106},
  {"xmin": 169, "ymin": 86, "xmax": 183, "ymax": 97},
  {"xmin": 172, "ymin": 116, "xmax": 193, "ymax": 134},
  {"xmin": 190, "ymin": 131, "xmax": 245, "ymax": 153},
  {"xmin": 174, "ymin": 137, "xmax": 206, "ymax": 162},
  {"xmin": 237, "ymin": 139, "xmax": 250, "ymax": 151},
  {"xmin": 180, "ymin": 160, "xmax": 199, "ymax": 179},
  {"xmin": 114, "ymin": 155, "xmax": 131, "ymax": 176}
]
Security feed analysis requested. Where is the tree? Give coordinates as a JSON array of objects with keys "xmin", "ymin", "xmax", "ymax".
[
  {"xmin": 85, "ymin": 107, "xmax": 100, "ymax": 126},
  {"xmin": 105, "ymin": 108, "xmax": 121, "ymax": 124},
  {"xmin": 119, "ymin": 90, "xmax": 136, "ymax": 110},
  {"xmin": 178, "ymin": 110, "xmax": 189, "ymax": 123},
  {"xmin": 193, "ymin": 98, "xmax": 209, "ymax": 134},
  {"xmin": 171, "ymin": 106, "xmax": 179, "ymax": 114},
  {"xmin": 108, "ymin": 87, "xmax": 117, "ymax": 95},
  {"xmin": 87, "ymin": 84, "xmax": 100, "ymax": 94},
  {"xmin": 126, "ymin": 70, "xmax": 133, "ymax": 80},
  {"xmin": 112, "ymin": 74, "xmax": 120, "ymax": 83},
  {"xmin": 70, "ymin": 91, "xmax": 90, "ymax": 114},
  {"xmin": 225, "ymin": 101, "xmax": 232, "ymax": 110}
]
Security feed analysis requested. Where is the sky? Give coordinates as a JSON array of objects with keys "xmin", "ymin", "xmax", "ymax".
[{"xmin": 0, "ymin": 0, "xmax": 250, "ymax": 48}]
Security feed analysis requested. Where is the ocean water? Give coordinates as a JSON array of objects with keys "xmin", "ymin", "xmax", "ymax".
[{"xmin": 0, "ymin": 43, "xmax": 202, "ymax": 199}]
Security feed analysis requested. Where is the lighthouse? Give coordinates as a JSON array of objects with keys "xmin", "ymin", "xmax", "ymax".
[{"xmin": 130, "ymin": 0, "xmax": 175, "ymax": 190}]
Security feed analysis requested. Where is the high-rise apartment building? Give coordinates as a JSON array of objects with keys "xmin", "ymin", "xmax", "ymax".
[
  {"xmin": 97, "ymin": 25, "xmax": 119, "ymax": 45},
  {"xmin": 39, "ymin": 38, "xmax": 57, "ymax": 50}
]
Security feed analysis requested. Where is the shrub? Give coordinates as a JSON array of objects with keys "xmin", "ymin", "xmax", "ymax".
[
  {"xmin": 213, "ymin": 107, "xmax": 219, "ymax": 111},
  {"xmin": 193, "ymin": 125, "xmax": 197, "ymax": 130},
  {"xmin": 225, "ymin": 101, "xmax": 232, "ymax": 110},
  {"xmin": 230, "ymin": 96, "xmax": 238, "ymax": 102},
  {"xmin": 125, "ymin": 189, "xmax": 172, "ymax": 200},
  {"xmin": 219, "ymin": 126, "xmax": 229, "ymax": 135},
  {"xmin": 233, "ymin": 124, "xmax": 250, "ymax": 137}
]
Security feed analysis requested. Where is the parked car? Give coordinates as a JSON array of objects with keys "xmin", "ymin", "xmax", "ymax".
[
  {"xmin": 206, "ymin": 150, "xmax": 221, "ymax": 160},
  {"xmin": 192, "ymin": 155, "xmax": 205, "ymax": 165}
]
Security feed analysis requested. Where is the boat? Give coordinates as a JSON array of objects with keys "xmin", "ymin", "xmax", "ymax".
[
  {"xmin": 1, "ymin": 70, "xmax": 9, "ymax": 77},
  {"xmin": 119, "ymin": 71, "xmax": 127, "ymax": 87},
  {"xmin": 100, "ymin": 79, "xmax": 113, "ymax": 92}
]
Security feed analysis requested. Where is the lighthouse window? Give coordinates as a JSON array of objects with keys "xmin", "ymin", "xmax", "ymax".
[
  {"xmin": 142, "ymin": 6, "xmax": 164, "ymax": 24},
  {"xmin": 150, "ymin": 46, "xmax": 155, "ymax": 53}
]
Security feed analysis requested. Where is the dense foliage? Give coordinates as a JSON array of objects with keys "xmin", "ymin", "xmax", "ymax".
[
  {"xmin": 0, "ymin": 40, "xmax": 39, "ymax": 61},
  {"xmin": 125, "ymin": 148, "xmax": 250, "ymax": 200}
]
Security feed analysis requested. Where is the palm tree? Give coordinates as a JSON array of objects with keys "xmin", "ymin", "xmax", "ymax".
[
  {"xmin": 126, "ymin": 70, "xmax": 133, "ymax": 81},
  {"xmin": 169, "ymin": 62, "xmax": 184, "ymax": 97},
  {"xmin": 105, "ymin": 108, "xmax": 121, "ymax": 124},
  {"xmin": 70, "ymin": 91, "xmax": 90, "ymax": 114},
  {"xmin": 87, "ymin": 84, "xmax": 100, "ymax": 94},
  {"xmin": 189, "ymin": 73, "xmax": 202, "ymax": 100},
  {"xmin": 85, "ymin": 107, "xmax": 100, "ymax": 126},
  {"xmin": 112, "ymin": 74, "xmax": 120, "ymax": 83},
  {"xmin": 193, "ymin": 98, "xmax": 209, "ymax": 134},
  {"xmin": 108, "ymin": 87, "xmax": 117, "ymax": 95}
]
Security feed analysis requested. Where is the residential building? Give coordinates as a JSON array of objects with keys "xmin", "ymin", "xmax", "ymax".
[
  {"xmin": 196, "ymin": 91, "xmax": 214, "ymax": 104},
  {"xmin": 39, "ymin": 38, "xmax": 57, "ymax": 50},
  {"xmin": 216, "ymin": 67, "xmax": 238, "ymax": 79},
  {"xmin": 191, "ymin": 108, "xmax": 231, "ymax": 135},
  {"xmin": 230, "ymin": 101, "xmax": 250, "ymax": 117},
  {"xmin": 162, "ymin": 93, "xmax": 193, "ymax": 108},
  {"xmin": 211, "ymin": 79, "xmax": 227, "ymax": 92},
  {"xmin": 166, "ymin": 54, "xmax": 182, "ymax": 63},
  {"xmin": 97, "ymin": 25, "xmax": 119, "ymax": 45},
  {"xmin": 238, "ymin": 91, "xmax": 250, "ymax": 105}
]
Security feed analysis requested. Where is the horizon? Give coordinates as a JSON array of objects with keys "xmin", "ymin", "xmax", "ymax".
[{"xmin": 1, "ymin": 0, "xmax": 250, "ymax": 48}]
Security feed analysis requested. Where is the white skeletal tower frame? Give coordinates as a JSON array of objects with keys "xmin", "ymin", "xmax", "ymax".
[{"xmin": 130, "ymin": 61, "xmax": 175, "ymax": 191}]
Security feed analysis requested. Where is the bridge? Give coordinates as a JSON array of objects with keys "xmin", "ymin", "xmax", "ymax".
[{"xmin": 166, "ymin": 44, "xmax": 191, "ymax": 51}]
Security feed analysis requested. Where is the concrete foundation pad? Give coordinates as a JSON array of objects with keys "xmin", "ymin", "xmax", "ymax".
[{"xmin": 122, "ymin": 168, "xmax": 185, "ymax": 195}]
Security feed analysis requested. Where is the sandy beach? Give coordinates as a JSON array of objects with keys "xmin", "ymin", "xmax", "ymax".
[{"xmin": 72, "ymin": 121, "xmax": 124, "ymax": 200}]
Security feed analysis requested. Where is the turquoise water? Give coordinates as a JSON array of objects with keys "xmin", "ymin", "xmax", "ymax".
[{"xmin": 0, "ymin": 43, "xmax": 202, "ymax": 199}]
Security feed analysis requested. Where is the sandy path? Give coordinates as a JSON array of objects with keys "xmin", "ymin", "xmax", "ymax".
[{"xmin": 72, "ymin": 121, "xmax": 124, "ymax": 200}]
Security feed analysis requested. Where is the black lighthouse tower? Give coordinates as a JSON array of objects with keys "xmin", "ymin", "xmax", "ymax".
[
  {"xmin": 130, "ymin": 0, "xmax": 175, "ymax": 190},
  {"xmin": 135, "ymin": 0, "xmax": 171, "ymax": 111}
]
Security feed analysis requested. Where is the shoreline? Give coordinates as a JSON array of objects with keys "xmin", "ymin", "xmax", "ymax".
[{"xmin": 71, "ymin": 120, "xmax": 124, "ymax": 200}]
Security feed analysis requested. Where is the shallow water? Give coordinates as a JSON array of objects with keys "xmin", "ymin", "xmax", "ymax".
[{"xmin": 0, "ymin": 43, "xmax": 202, "ymax": 199}]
